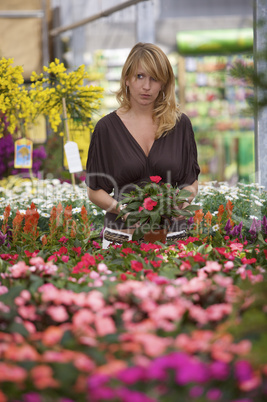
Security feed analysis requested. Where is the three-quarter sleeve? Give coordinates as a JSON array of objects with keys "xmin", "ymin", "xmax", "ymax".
[
  {"xmin": 85, "ymin": 121, "xmax": 114, "ymax": 194},
  {"xmin": 179, "ymin": 114, "xmax": 200, "ymax": 188}
]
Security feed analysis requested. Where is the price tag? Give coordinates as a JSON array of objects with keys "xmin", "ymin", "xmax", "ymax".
[{"xmin": 64, "ymin": 141, "xmax": 83, "ymax": 173}]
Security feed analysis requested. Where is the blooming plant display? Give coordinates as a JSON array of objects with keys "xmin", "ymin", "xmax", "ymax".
[
  {"xmin": 0, "ymin": 58, "xmax": 36, "ymax": 136},
  {"xmin": 117, "ymin": 176, "xmax": 199, "ymax": 240},
  {"xmin": 30, "ymin": 58, "xmax": 103, "ymax": 134},
  {"xmin": 0, "ymin": 178, "xmax": 266, "ymax": 401}
]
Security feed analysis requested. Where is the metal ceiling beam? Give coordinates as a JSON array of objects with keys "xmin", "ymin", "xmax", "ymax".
[
  {"xmin": 0, "ymin": 10, "xmax": 44, "ymax": 18},
  {"xmin": 50, "ymin": 0, "xmax": 149, "ymax": 37}
]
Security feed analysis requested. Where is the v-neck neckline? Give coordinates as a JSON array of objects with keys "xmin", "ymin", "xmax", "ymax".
[{"xmin": 114, "ymin": 111, "xmax": 156, "ymax": 158}]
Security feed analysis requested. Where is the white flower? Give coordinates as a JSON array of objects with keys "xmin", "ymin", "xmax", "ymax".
[
  {"xmin": 40, "ymin": 212, "xmax": 50, "ymax": 218},
  {"xmin": 255, "ymin": 200, "xmax": 263, "ymax": 206},
  {"xmin": 212, "ymin": 224, "xmax": 220, "ymax": 231},
  {"xmin": 72, "ymin": 207, "xmax": 82, "ymax": 214},
  {"xmin": 93, "ymin": 209, "xmax": 98, "ymax": 216},
  {"xmin": 249, "ymin": 215, "xmax": 260, "ymax": 220}
]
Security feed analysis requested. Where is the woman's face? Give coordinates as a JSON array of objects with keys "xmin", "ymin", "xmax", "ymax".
[{"xmin": 126, "ymin": 63, "xmax": 162, "ymax": 108}]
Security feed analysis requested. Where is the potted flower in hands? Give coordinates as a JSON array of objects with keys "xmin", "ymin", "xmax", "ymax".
[{"xmin": 117, "ymin": 176, "xmax": 198, "ymax": 242}]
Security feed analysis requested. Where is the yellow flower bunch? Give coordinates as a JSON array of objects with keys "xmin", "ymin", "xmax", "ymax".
[
  {"xmin": 30, "ymin": 58, "xmax": 103, "ymax": 133},
  {"xmin": 0, "ymin": 58, "xmax": 37, "ymax": 137}
]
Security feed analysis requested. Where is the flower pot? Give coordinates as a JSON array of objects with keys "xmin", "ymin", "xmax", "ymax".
[{"xmin": 143, "ymin": 228, "xmax": 168, "ymax": 244}]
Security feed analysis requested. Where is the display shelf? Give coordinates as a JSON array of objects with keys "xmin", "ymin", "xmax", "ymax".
[{"xmin": 179, "ymin": 54, "xmax": 254, "ymax": 183}]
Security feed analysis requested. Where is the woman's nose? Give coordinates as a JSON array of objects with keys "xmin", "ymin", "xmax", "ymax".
[{"xmin": 142, "ymin": 77, "xmax": 151, "ymax": 89}]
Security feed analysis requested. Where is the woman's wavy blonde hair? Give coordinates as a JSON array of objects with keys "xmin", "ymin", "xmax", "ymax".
[{"xmin": 116, "ymin": 42, "xmax": 181, "ymax": 139}]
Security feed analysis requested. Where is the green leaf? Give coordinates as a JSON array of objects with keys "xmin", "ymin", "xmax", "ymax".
[
  {"xmin": 8, "ymin": 322, "xmax": 29, "ymax": 337},
  {"xmin": 159, "ymin": 264, "xmax": 179, "ymax": 279}
]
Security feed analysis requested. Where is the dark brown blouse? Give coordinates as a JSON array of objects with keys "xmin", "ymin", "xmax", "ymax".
[{"xmin": 86, "ymin": 111, "xmax": 200, "ymax": 231}]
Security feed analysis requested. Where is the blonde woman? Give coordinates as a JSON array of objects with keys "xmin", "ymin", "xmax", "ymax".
[{"xmin": 86, "ymin": 42, "xmax": 200, "ymax": 247}]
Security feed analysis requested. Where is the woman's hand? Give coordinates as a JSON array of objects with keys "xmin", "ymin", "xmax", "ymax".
[{"xmin": 172, "ymin": 201, "xmax": 190, "ymax": 221}]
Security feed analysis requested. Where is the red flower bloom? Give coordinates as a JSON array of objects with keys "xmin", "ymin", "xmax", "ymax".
[
  {"xmin": 143, "ymin": 197, "xmax": 157, "ymax": 211},
  {"xmin": 131, "ymin": 260, "xmax": 143, "ymax": 272},
  {"xmin": 150, "ymin": 175, "xmax": 162, "ymax": 184}
]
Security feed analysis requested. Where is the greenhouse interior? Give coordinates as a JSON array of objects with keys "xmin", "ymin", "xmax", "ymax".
[{"xmin": 0, "ymin": 1, "xmax": 267, "ymax": 401}]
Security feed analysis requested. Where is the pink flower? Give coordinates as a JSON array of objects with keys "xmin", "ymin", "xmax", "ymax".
[
  {"xmin": 85, "ymin": 290, "xmax": 105, "ymax": 311},
  {"xmin": 46, "ymin": 305, "xmax": 69, "ymax": 322},
  {"xmin": 31, "ymin": 365, "xmax": 59, "ymax": 389},
  {"xmin": 150, "ymin": 175, "xmax": 162, "ymax": 184},
  {"xmin": 95, "ymin": 316, "xmax": 116, "ymax": 336},
  {"xmin": 9, "ymin": 261, "xmax": 29, "ymax": 278},
  {"xmin": 97, "ymin": 263, "xmax": 108, "ymax": 273},
  {"xmin": 29, "ymin": 257, "xmax": 45, "ymax": 266},
  {"xmin": 202, "ymin": 260, "xmax": 222, "ymax": 273},
  {"xmin": 143, "ymin": 197, "xmax": 158, "ymax": 211},
  {"xmin": 72, "ymin": 246, "xmax": 82, "ymax": 256},
  {"xmin": 42, "ymin": 326, "xmax": 64, "ymax": 346},
  {"xmin": 61, "ymin": 255, "xmax": 69, "ymax": 263},
  {"xmin": 131, "ymin": 260, "xmax": 143, "ymax": 272},
  {"xmin": 0, "ymin": 285, "xmax": 8, "ymax": 295},
  {"xmin": 18, "ymin": 305, "xmax": 37, "ymax": 320},
  {"xmin": 59, "ymin": 236, "xmax": 68, "ymax": 243},
  {"xmin": 0, "ymin": 362, "xmax": 27, "ymax": 383}
]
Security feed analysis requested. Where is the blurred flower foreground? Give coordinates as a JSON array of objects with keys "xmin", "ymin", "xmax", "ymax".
[{"xmin": 0, "ymin": 177, "xmax": 266, "ymax": 402}]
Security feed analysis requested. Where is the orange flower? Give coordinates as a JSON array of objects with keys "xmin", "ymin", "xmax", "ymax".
[
  {"xmin": 226, "ymin": 200, "xmax": 234, "ymax": 226},
  {"xmin": 23, "ymin": 203, "xmax": 39, "ymax": 245},
  {"xmin": 63, "ymin": 205, "xmax": 72, "ymax": 232},
  {"xmin": 42, "ymin": 234, "xmax": 48, "ymax": 246},
  {"xmin": 205, "ymin": 211, "xmax": 213, "ymax": 226},
  {"xmin": 12, "ymin": 210, "xmax": 24, "ymax": 243},
  {"xmin": 81, "ymin": 205, "xmax": 91, "ymax": 237},
  {"xmin": 226, "ymin": 199, "xmax": 234, "ymax": 215},
  {"xmin": 56, "ymin": 202, "xmax": 63, "ymax": 227},
  {"xmin": 194, "ymin": 209, "xmax": 204, "ymax": 225},
  {"xmin": 70, "ymin": 220, "xmax": 77, "ymax": 238},
  {"xmin": 1, "ymin": 205, "xmax": 11, "ymax": 234}
]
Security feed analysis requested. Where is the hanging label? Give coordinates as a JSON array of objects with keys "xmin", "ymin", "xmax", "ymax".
[
  {"xmin": 14, "ymin": 138, "xmax": 33, "ymax": 168},
  {"xmin": 64, "ymin": 141, "xmax": 83, "ymax": 173}
]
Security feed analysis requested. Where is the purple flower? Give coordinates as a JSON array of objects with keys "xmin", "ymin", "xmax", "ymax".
[
  {"xmin": 249, "ymin": 218, "xmax": 261, "ymax": 239},
  {"xmin": 189, "ymin": 385, "xmax": 204, "ymax": 398},
  {"xmin": 261, "ymin": 215, "xmax": 267, "ymax": 235},
  {"xmin": 87, "ymin": 373, "xmax": 109, "ymax": 389},
  {"xmin": 230, "ymin": 222, "xmax": 243, "ymax": 238},
  {"xmin": 210, "ymin": 360, "xmax": 229, "ymax": 380},
  {"xmin": 231, "ymin": 399, "xmax": 253, "ymax": 402},
  {"xmin": 175, "ymin": 359, "xmax": 210, "ymax": 385},
  {"xmin": 187, "ymin": 216, "xmax": 194, "ymax": 228},
  {"xmin": 22, "ymin": 393, "xmax": 42, "ymax": 402},
  {"xmin": 206, "ymin": 388, "xmax": 222, "ymax": 400},
  {"xmin": 116, "ymin": 387, "xmax": 156, "ymax": 402},
  {"xmin": 0, "ymin": 231, "xmax": 7, "ymax": 246},
  {"xmin": 224, "ymin": 219, "xmax": 232, "ymax": 235},
  {"xmin": 234, "ymin": 360, "xmax": 253, "ymax": 382},
  {"xmin": 118, "ymin": 366, "xmax": 146, "ymax": 385}
]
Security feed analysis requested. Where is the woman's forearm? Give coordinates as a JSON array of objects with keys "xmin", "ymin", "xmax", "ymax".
[
  {"xmin": 87, "ymin": 187, "xmax": 120, "ymax": 215},
  {"xmin": 182, "ymin": 180, "xmax": 198, "ymax": 203}
]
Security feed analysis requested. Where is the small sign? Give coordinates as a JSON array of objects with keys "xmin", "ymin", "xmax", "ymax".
[
  {"xmin": 14, "ymin": 138, "xmax": 33, "ymax": 168},
  {"xmin": 64, "ymin": 141, "xmax": 83, "ymax": 173}
]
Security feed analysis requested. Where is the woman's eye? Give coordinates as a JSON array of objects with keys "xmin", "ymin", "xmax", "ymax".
[{"xmin": 137, "ymin": 74, "xmax": 143, "ymax": 79}]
